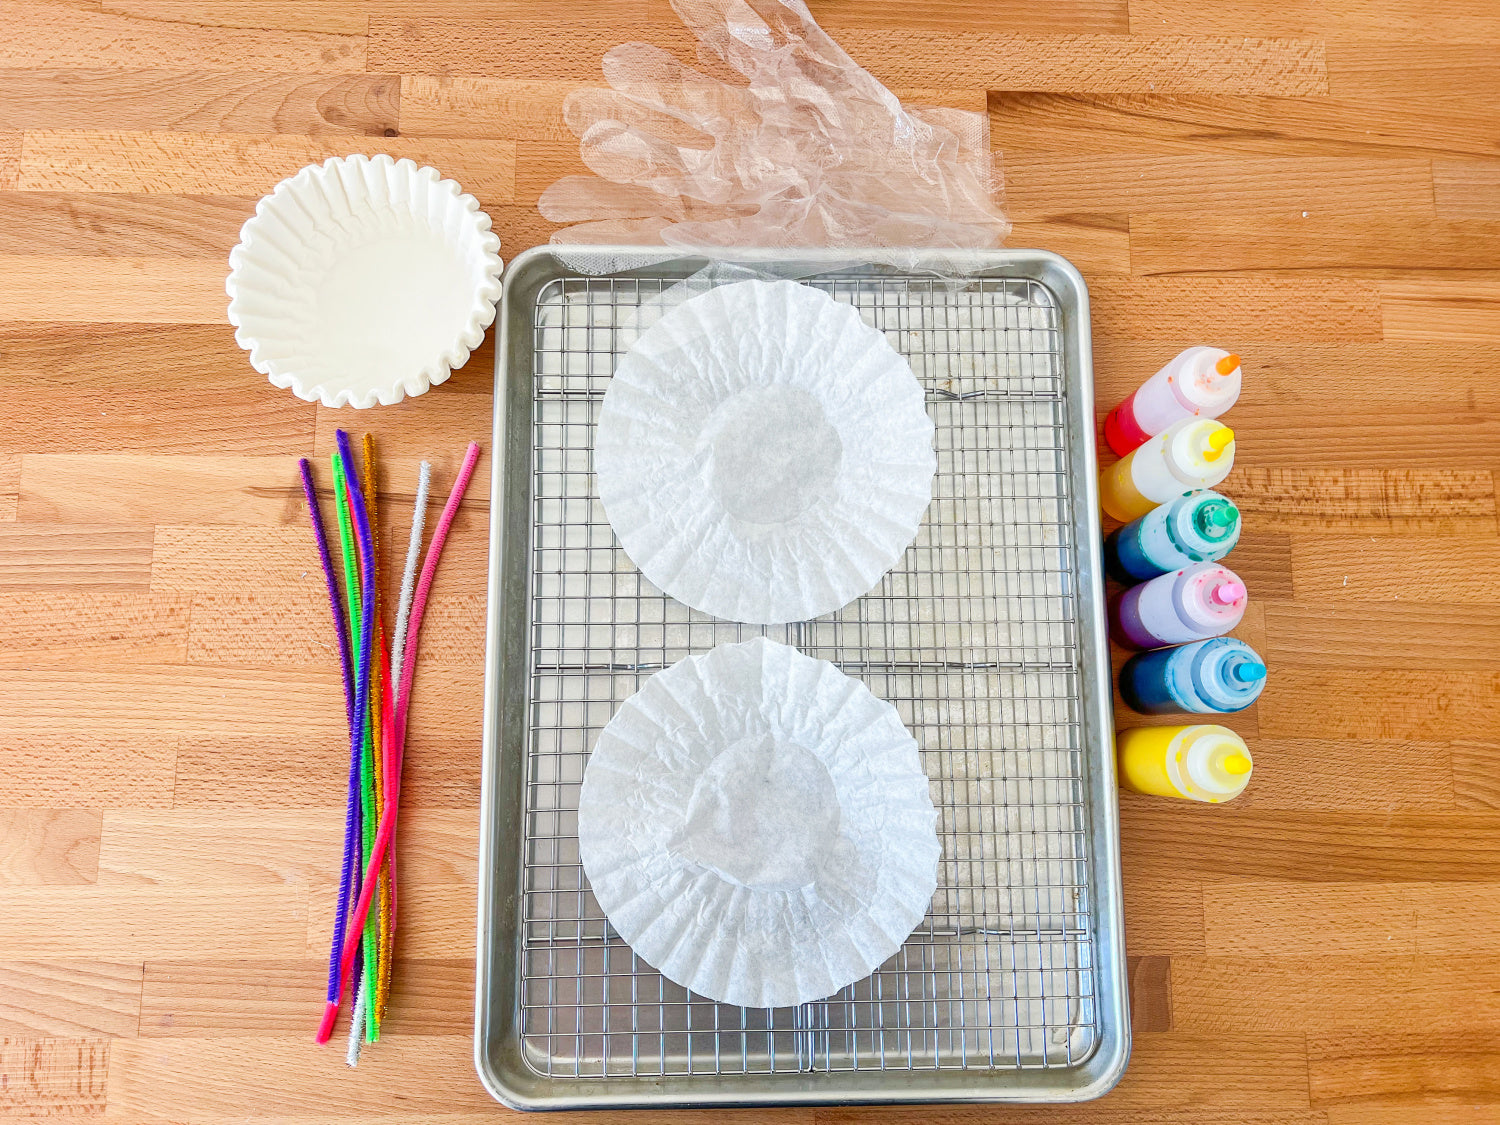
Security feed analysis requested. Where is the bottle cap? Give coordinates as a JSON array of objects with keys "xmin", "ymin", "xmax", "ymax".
[
  {"xmin": 1210, "ymin": 580, "xmax": 1246, "ymax": 606},
  {"xmin": 1168, "ymin": 725, "xmax": 1253, "ymax": 802},
  {"xmin": 1186, "ymin": 637, "xmax": 1267, "ymax": 713},
  {"xmin": 1203, "ymin": 426, "xmax": 1234, "ymax": 462},
  {"xmin": 1230, "ymin": 660, "xmax": 1267, "ymax": 683},
  {"xmin": 1164, "ymin": 419, "xmax": 1236, "ymax": 488},
  {"xmin": 1175, "ymin": 562, "xmax": 1248, "ymax": 633},
  {"xmin": 1180, "ymin": 348, "xmax": 1244, "ymax": 413},
  {"xmin": 1194, "ymin": 499, "xmax": 1239, "ymax": 540},
  {"xmin": 1170, "ymin": 490, "xmax": 1242, "ymax": 563}
]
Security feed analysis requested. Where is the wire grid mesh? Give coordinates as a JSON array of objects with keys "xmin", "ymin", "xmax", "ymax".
[{"xmin": 520, "ymin": 273, "xmax": 1097, "ymax": 1080}]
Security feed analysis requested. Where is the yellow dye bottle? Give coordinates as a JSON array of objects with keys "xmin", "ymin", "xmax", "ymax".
[
  {"xmin": 1117, "ymin": 724, "xmax": 1253, "ymax": 804},
  {"xmin": 1099, "ymin": 418, "xmax": 1236, "ymax": 523}
]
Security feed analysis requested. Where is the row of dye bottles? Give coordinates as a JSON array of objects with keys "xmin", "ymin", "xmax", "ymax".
[{"xmin": 1102, "ymin": 351, "xmax": 1260, "ymax": 804}]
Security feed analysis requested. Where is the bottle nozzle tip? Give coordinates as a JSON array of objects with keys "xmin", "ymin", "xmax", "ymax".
[
  {"xmin": 1196, "ymin": 499, "xmax": 1240, "ymax": 537},
  {"xmin": 1202, "ymin": 426, "xmax": 1235, "ymax": 462},
  {"xmin": 1215, "ymin": 353, "xmax": 1242, "ymax": 376},
  {"xmin": 1232, "ymin": 661, "xmax": 1267, "ymax": 683},
  {"xmin": 1212, "ymin": 581, "xmax": 1246, "ymax": 606},
  {"xmin": 1223, "ymin": 752, "xmax": 1253, "ymax": 776}
]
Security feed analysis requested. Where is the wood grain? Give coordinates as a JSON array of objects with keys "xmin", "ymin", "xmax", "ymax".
[
  {"xmin": 1229, "ymin": 468, "xmax": 1498, "ymax": 536},
  {"xmin": 106, "ymin": 1035, "xmax": 496, "ymax": 1116},
  {"xmin": 1130, "ymin": 0, "xmax": 1500, "ymax": 41},
  {"xmin": 19, "ymin": 455, "xmax": 309, "ymax": 524},
  {"xmin": 0, "ymin": 666, "xmax": 347, "ymax": 737},
  {"xmin": 0, "ymin": 192, "xmax": 253, "ymax": 258},
  {"xmin": 1292, "ymin": 536, "xmax": 1500, "ymax": 602},
  {"xmin": 0, "ymin": 323, "xmax": 277, "ymax": 387},
  {"xmin": 0, "ymin": 254, "xmax": 227, "ymax": 323},
  {"xmin": 0, "ymin": 133, "xmax": 18, "ymax": 191},
  {"xmin": 371, "ymin": 21, "xmax": 1328, "ymax": 94},
  {"xmin": 1327, "ymin": 43, "xmax": 1500, "ymax": 99},
  {"xmin": 1005, "ymin": 154, "xmax": 1437, "ymax": 218},
  {"xmin": 1235, "ymin": 739, "xmax": 1456, "ymax": 812},
  {"xmin": 1121, "ymin": 803, "xmax": 1500, "ymax": 882},
  {"xmin": 171, "ymin": 734, "xmax": 482, "ymax": 809},
  {"xmin": 0, "ymin": 593, "xmax": 189, "ymax": 664},
  {"xmin": 1434, "ymin": 160, "xmax": 1500, "ymax": 220},
  {"xmin": 1266, "ymin": 601, "xmax": 1500, "ymax": 670},
  {"xmin": 0, "ymin": 888, "xmax": 308, "ymax": 959},
  {"xmin": 17, "ymin": 132, "xmax": 517, "ymax": 205},
  {"xmin": 1451, "ymin": 742, "xmax": 1500, "ymax": 812},
  {"xmin": 399, "ymin": 75, "xmax": 577, "ymax": 141},
  {"xmin": 0, "ymin": 526, "xmax": 155, "ymax": 591},
  {"xmin": 0, "ymin": 70, "xmax": 399, "ymax": 134},
  {"xmin": 988, "ymin": 92, "xmax": 1500, "ymax": 159},
  {"xmin": 0, "ymin": 963, "xmax": 142, "ymax": 1038},
  {"xmin": 1309, "ymin": 1031, "xmax": 1500, "ymax": 1107},
  {"xmin": 0, "ymin": 736, "xmax": 177, "ymax": 809},
  {"xmin": 185, "ymin": 591, "xmax": 484, "ymax": 667},
  {"xmin": 1173, "ymin": 956, "xmax": 1500, "ymax": 1036},
  {"xmin": 1132, "ymin": 214, "xmax": 1500, "ymax": 276},
  {"xmin": 1128, "ymin": 955, "xmax": 1173, "ymax": 1032},
  {"xmin": 0, "ymin": 810, "xmax": 101, "ymax": 886},
  {"xmin": 0, "ymin": 1037, "xmax": 108, "ymax": 1114},
  {"xmin": 1259, "ymin": 668, "xmax": 1500, "ymax": 740},
  {"xmin": 0, "ymin": 1, "xmax": 366, "ymax": 70},
  {"xmin": 1087, "ymin": 277, "xmax": 1382, "ymax": 340},
  {"xmin": 1382, "ymin": 280, "xmax": 1500, "ymax": 344}
]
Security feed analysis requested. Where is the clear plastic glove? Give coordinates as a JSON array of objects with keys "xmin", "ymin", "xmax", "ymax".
[{"xmin": 538, "ymin": 0, "xmax": 1009, "ymax": 255}]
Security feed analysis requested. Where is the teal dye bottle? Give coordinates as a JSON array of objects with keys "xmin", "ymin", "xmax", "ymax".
[{"xmin": 1105, "ymin": 489, "xmax": 1240, "ymax": 584}]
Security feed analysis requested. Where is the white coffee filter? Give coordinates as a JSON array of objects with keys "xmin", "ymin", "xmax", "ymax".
[
  {"xmin": 577, "ymin": 637, "xmax": 940, "ymax": 1009},
  {"xmin": 226, "ymin": 154, "xmax": 504, "ymax": 408},
  {"xmin": 594, "ymin": 279, "xmax": 936, "ymax": 624}
]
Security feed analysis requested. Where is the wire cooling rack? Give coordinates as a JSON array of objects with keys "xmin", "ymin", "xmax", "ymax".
[{"xmin": 517, "ymin": 273, "xmax": 1097, "ymax": 1081}]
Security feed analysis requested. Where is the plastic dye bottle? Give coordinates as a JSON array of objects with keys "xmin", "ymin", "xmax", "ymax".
[
  {"xmin": 1110, "ymin": 560, "xmax": 1247, "ymax": 650},
  {"xmin": 1119, "ymin": 637, "xmax": 1267, "ymax": 715},
  {"xmin": 1099, "ymin": 418, "xmax": 1236, "ymax": 523},
  {"xmin": 1104, "ymin": 490, "xmax": 1241, "ymax": 584},
  {"xmin": 1117, "ymin": 724, "xmax": 1253, "ymax": 803},
  {"xmin": 1103, "ymin": 347, "xmax": 1243, "ymax": 457}
]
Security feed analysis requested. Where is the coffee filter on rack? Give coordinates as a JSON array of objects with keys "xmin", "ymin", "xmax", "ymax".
[
  {"xmin": 594, "ymin": 278, "xmax": 936, "ymax": 624},
  {"xmin": 226, "ymin": 154, "xmax": 504, "ymax": 408},
  {"xmin": 577, "ymin": 637, "xmax": 940, "ymax": 1009}
]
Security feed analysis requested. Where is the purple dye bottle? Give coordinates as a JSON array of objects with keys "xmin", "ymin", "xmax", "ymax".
[{"xmin": 1110, "ymin": 561, "xmax": 1247, "ymax": 650}]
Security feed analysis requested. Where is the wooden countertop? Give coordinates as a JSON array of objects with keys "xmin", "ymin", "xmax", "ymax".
[{"xmin": 3, "ymin": 0, "xmax": 1499, "ymax": 1119}]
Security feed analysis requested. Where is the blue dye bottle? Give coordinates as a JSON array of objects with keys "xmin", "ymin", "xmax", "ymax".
[
  {"xmin": 1105, "ymin": 489, "xmax": 1241, "ymax": 584},
  {"xmin": 1119, "ymin": 636, "xmax": 1267, "ymax": 715}
]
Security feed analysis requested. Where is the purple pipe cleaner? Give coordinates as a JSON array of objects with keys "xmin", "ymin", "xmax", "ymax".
[{"xmin": 300, "ymin": 458, "xmax": 361, "ymax": 1011}]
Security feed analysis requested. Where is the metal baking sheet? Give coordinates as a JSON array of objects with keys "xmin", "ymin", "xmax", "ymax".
[{"xmin": 476, "ymin": 247, "xmax": 1127, "ymax": 1109}]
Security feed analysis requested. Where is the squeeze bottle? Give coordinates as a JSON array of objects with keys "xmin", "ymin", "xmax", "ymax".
[
  {"xmin": 1105, "ymin": 490, "xmax": 1241, "ymax": 583},
  {"xmin": 1103, "ymin": 347, "xmax": 1243, "ymax": 457},
  {"xmin": 1110, "ymin": 560, "xmax": 1247, "ymax": 650},
  {"xmin": 1099, "ymin": 418, "xmax": 1236, "ymax": 523},
  {"xmin": 1117, "ymin": 724, "xmax": 1253, "ymax": 803},
  {"xmin": 1119, "ymin": 637, "xmax": 1267, "ymax": 715}
]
